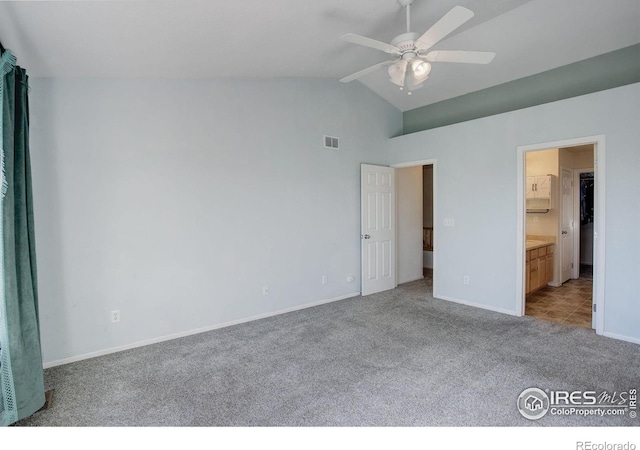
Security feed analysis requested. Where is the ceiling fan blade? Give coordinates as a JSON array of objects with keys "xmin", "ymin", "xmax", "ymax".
[
  {"xmin": 425, "ymin": 50, "xmax": 496, "ymax": 64},
  {"xmin": 340, "ymin": 60, "xmax": 397, "ymax": 83},
  {"xmin": 415, "ymin": 6, "xmax": 474, "ymax": 51},
  {"xmin": 340, "ymin": 33, "xmax": 401, "ymax": 55}
]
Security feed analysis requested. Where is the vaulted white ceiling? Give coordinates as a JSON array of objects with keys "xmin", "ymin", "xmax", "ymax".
[{"xmin": 1, "ymin": 0, "xmax": 638, "ymax": 111}]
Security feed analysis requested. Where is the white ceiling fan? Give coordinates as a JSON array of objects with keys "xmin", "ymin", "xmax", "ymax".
[{"xmin": 339, "ymin": 0, "xmax": 496, "ymax": 94}]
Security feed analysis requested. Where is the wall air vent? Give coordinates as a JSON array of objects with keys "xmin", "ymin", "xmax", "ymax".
[{"xmin": 324, "ymin": 135, "xmax": 339, "ymax": 150}]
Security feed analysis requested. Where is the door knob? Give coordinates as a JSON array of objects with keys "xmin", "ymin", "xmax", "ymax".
[{"xmin": 361, "ymin": 234, "xmax": 371, "ymax": 239}]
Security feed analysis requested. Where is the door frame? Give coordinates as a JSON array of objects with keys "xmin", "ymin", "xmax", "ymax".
[
  {"xmin": 516, "ymin": 135, "xmax": 605, "ymax": 335},
  {"xmin": 573, "ymin": 167, "xmax": 595, "ymax": 280},
  {"xmin": 390, "ymin": 159, "xmax": 438, "ymax": 297}
]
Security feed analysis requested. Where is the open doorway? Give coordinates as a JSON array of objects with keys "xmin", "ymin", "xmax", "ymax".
[
  {"xmin": 393, "ymin": 159, "xmax": 437, "ymax": 296},
  {"xmin": 576, "ymin": 169, "xmax": 595, "ymax": 281},
  {"xmin": 518, "ymin": 141, "xmax": 600, "ymax": 331},
  {"xmin": 422, "ymin": 165, "xmax": 434, "ymax": 293}
]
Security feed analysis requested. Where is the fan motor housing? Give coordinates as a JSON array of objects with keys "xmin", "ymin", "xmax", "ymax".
[{"xmin": 391, "ymin": 32, "xmax": 420, "ymax": 52}]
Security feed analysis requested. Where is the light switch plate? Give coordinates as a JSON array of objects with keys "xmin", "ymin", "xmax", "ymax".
[{"xmin": 443, "ymin": 218, "xmax": 455, "ymax": 227}]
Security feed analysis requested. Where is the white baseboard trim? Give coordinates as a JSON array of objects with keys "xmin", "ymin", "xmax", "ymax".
[
  {"xmin": 602, "ymin": 331, "xmax": 640, "ymax": 345},
  {"xmin": 43, "ymin": 291, "xmax": 360, "ymax": 369},
  {"xmin": 435, "ymin": 294, "xmax": 517, "ymax": 317}
]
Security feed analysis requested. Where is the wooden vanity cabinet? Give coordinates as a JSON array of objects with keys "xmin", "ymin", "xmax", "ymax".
[
  {"xmin": 525, "ymin": 243, "xmax": 554, "ymax": 294},
  {"xmin": 546, "ymin": 250, "xmax": 554, "ymax": 284},
  {"xmin": 525, "ymin": 257, "xmax": 530, "ymax": 293}
]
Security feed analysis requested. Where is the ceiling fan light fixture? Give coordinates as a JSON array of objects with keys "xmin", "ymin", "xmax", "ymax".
[
  {"xmin": 339, "ymin": 3, "xmax": 495, "ymax": 95},
  {"xmin": 388, "ymin": 60, "xmax": 407, "ymax": 87},
  {"xmin": 411, "ymin": 59, "xmax": 431, "ymax": 81}
]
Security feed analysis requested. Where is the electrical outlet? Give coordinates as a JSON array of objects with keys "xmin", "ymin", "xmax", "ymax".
[
  {"xmin": 463, "ymin": 276, "xmax": 470, "ymax": 285},
  {"xmin": 321, "ymin": 275, "xmax": 328, "ymax": 285},
  {"xmin": 111, "ymin": 310, "xmax": 120, "ymax": 323},
  {"xmin": 443, "ymin": 218, "xmax": 455, "ymax": 227},
  {"xmin": 346, "ymin": 275, "xmax": 355, "ymax": 283},
  {"xmin": 262, "ymin": 285, "xmax": 269, "ymax": 296}
]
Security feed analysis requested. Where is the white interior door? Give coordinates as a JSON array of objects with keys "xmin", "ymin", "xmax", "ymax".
[
  {"xmin": 361, "ymin": 164, "xmax": 396, "ymax": 296},
  {"xmin": 560, "ymin": 168, "xmax": 574, "ymax": 283}
]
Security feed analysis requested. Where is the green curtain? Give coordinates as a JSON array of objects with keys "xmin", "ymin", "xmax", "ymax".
[{"xmin": 0, "ymin": 47, "xmax": 45, "ymax": 426}]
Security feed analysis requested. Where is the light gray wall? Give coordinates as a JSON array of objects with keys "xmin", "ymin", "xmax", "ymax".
[
  {"xmin": 396, "ymin": 166, "xmax": 423, "ymax": 284},
  {"xmin": 388, "ymin": 83, "xmax": 640, "ymax": 343},
  {"xmin": 29, "ymin": 78, "xmax": 402, "ymax": 365}
]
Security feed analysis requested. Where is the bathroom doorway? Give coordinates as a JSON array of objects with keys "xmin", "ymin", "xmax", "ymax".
[{"xmin": 516, "ymin": 137, "xmax": 604, "ymax": 335}]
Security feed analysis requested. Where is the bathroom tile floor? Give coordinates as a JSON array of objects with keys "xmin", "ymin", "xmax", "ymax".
[{"xmin": 526, "ymin": 278, "xmax": 593, "ymax": 329}]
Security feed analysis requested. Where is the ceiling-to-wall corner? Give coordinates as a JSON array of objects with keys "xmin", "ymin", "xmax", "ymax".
[{"xmin": 402, "ymin": 44, "xmax": 640, "ymax": 135}]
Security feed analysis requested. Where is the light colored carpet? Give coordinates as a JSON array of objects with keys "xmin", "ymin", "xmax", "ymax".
[{"xmin": 17, "ymin": 278, "xmax": 640, "ymax": 426}]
